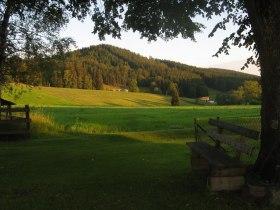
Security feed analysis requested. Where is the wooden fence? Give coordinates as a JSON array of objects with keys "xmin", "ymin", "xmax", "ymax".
[{"xmin": 0, "ymin": 105, "xmax": 31, "ymax": 138}]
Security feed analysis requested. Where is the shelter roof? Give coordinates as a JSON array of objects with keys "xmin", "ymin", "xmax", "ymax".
[{"xmin": 0, "ymin": 98, "xmax": 15, "ymax": 106}]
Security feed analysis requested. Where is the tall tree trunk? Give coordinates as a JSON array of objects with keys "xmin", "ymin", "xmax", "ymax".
[
  {"xmin": 0, "ymin": 0, "xmax": 12, "ymax": 86},
  {"xmin": 245, "ymin": 0, "xmax": 280, "ymax": 181},
  {"xmin": 0, "ymin": 0, "xmax": 13, "ymax": 109}
]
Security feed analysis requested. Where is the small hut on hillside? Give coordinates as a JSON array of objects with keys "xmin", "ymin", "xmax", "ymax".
[
  {"xmin": 0, "ymin": 98, "xmax": 31, "ymax": 138},
  {"xmin": 0, "ymin": 98, "xmax": 15, "ymax": 119}
]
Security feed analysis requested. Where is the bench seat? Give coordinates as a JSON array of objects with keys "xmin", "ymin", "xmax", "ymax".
[
  {"xmin": 187, "ymin": 117, "xmax": 259, "ymax": 191},
  {"xmin": 188, "ymin": 141, "xmax": 245, "ymax": 169}
]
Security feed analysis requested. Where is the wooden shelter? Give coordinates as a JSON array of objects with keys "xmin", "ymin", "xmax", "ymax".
[
  {"xmin": 0, "ymin": 98, "xmax": 15, "ymax": 119},
  {"xmin": 0, "ymin": 98, "xmax": 31, "ymax": 138},
  {"xmin": 0, "ymin": 98, "xmax": 15, "ymax": 106}
]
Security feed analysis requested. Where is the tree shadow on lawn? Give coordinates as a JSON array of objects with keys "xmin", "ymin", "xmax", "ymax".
[
  {"xmin": 125, "ymin": 98, "xmax": 169, "ymax": 106},
  {"xmin": 77, "ymin": 133, "xmax": 272, "ymax": 210},
  {"xmin": 0, "ymin": 133, "xmax": 272, "ymax": 210}
]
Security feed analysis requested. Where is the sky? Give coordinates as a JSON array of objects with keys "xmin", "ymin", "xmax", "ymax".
[{"xmin": 60, "ymin": 15, "xmax": 260, "ymax": 76}]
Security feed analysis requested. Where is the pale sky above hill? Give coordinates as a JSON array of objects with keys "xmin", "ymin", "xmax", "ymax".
[{"xmin": 61, "ymin": 15, "xmax": 260, "ymax": 76}]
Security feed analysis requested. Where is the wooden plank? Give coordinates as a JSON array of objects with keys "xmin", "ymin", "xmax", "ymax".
[
  {"xmin": 208, "ymin": 118, "xmax": 259, "ymax": 140},
  {"xmin": 208, "ymin": 176, "xmax": 245, "ymax": 191},
  {"xmin": 0, "ymin": 118, "xmax": 31, "ymax": 124},
  {"xmin": 196, "ymin": 122, "xmax": 221, "ymax": 146},
  {"xmin": 187, "ymin": 142, "xmax": 245, "ymax": 168},
  {"xmin": 190, "ymin": 149, "xmax": 210, "ymax": 173},
  {"xmin": 0, "ymin": 106, "xmax": 30, "ymax": 113},
  {"xmin": 206, "ymin": 131, "xmax": 254, "ymax": 155},
  {"xmin": 211, "ymin": 167, "xmax": 246, "ymax": 177},
  {"xmin": 25, "ymin": 105, "xmax": 30, "ymax": 130},
  {"xmin": 247, "ymin": 184, "xmax": 267, "ymax": 198},
  {"xmin": 0, "ymin": 130, "xmax": 30, "ymax": 135},
  {"xmin": 191, "ymin": 158, "xmax": 209, "ymax": 173}
]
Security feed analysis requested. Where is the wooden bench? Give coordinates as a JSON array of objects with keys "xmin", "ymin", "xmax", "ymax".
[{"xmin": 187, "ymin": 117, "xmax": 259, "ymax": 191}]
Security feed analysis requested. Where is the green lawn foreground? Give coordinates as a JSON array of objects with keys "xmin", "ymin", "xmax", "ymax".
[{"xmin": 0, "ymin": 106, "xmax": 275, "ymax": 210}]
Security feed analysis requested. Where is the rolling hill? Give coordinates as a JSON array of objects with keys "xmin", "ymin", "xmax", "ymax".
[{"xmin": 7, "ymin": 44, "xmax": 259, "ymax": 99}]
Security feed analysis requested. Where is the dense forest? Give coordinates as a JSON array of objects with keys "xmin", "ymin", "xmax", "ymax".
[{"xmin": 6, "ymin": 44, "xmax": 259, "ymax": 98}]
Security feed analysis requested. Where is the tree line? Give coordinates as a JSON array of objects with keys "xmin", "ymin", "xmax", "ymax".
[
  {"xmin": 5, "ymin": 44, "xmax": 259, "ymax": 98},
  {"xmin": 216, "ymin": 80, "xmax": 262, "ymax": 105}
]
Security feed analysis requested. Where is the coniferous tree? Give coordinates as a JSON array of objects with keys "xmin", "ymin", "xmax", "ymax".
[
  {"xmin": 127, "ymin": 79, "xmax": 139, "ymax": 92},
  {"xmin": 169, "ymin": 83, "xmax": 180, "ymax": 106}
]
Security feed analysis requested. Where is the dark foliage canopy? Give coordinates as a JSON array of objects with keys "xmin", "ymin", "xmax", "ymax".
[
  {"xmin": 0, "ymin": 0, "xmax": 94, "ymax": 85},
  {"xmin": 91, "ymin": 0, "xmax": 255, "ymax": 65},
  {"xmin": 1, "ymin": 1, "xmax": 255, "ymax": 68}
]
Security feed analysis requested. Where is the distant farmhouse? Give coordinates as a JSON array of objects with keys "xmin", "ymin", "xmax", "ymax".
[
  {"xmin": 112, "ymin": 89, "xmax": 129, "ymax": 92},
  {"xmin": 197, "ymin": 96, "xmax": 210, "ymax": 103},
  {"xmin": 196, "ymin": 96, "xmax": 215, "ymax": 104}
]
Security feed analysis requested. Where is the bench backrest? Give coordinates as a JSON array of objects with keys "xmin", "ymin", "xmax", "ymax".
[
  {"xmin": 193, "ymin": 117, "xmax": 260, "ymax": 159},
  {"xmin": 207, "ymin": 118, "xmax": 259, "ymax": 158},
  {"xmin": 208, "ymin": 118, "xmax": 259, "ymax": 140}
]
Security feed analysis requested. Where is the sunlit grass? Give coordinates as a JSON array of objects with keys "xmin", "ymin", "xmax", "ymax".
[
  {"xmin": 2, "ymin": 84, "xmax": 210, "ymax": 107},
  {"xmin": 64, "ymin": 122, "xmax": 121, "ymax": 134},
  {"xmin": 30, "ymin": 110, "xmax": 63, "ymax": 138}
]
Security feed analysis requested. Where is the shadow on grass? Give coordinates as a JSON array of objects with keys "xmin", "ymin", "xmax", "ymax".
[
  {"xmin": 125, "ymin": 98, "xmax": 169, "ymax": 107},
  {"xmin": 0, "ymin": 132, "xmax": 273, "ymax": 210}
]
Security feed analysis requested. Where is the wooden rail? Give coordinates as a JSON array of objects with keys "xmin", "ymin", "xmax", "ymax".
[
  {"xmin": 0, "ymin": 105, "xmax": 31, "ymax": 138},
  {"xmin": 0, "ymin": 105, "xmax": 30, "ymax": 113}
]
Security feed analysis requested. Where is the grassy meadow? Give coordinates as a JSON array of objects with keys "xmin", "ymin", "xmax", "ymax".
[
  {"xmin": 2, "ymin": 85, "xmax": 200, "ymax": 106},
  {"xmin": 0, "ymin": 86, "xmax": 274, "ymax": 210}
]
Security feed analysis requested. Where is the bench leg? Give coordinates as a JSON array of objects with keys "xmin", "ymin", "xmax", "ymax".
[
  {"xmin": 210, "ymin": 167, "xmax": 247, "ymax": 177},
  {"xmin": 208, "ymin": 176, "xmax": 245, "ymax": 191},
  {"xmin": 207, "ymin": 166, "xmax": 246, "ymax": 191},
  {"xmin": 190, "ymin": 150, "xmax": 209, "ymax": 174}
]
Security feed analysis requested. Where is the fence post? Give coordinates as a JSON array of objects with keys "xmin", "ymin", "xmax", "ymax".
[
  {"xmin": 215, "ymin": 116, "xmax": 222, "ymax": 149},
  {"xmin": 7, "ymin": 104, "xmax": 11, "ymax": 119},
  {"xmin": 25, "ymin": 105, "xmax": 30, "ymax": 131},
  {"xmin": 194, "ymin": 118, "xmax": 199, "ymax": 142}
]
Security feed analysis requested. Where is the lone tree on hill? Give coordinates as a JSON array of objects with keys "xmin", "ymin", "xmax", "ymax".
[
  {"xmin": 169, "ymin": 83, "xmax": 180, "ymax": 106},
  {"xmin": 1, "ymin": 0, "xmax": 280, "ymax": 181}
]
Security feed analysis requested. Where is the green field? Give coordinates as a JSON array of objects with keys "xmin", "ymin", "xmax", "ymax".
[
  {"xmin": 0, "ymin": 86, "xmax": 273, "ymax": 210},
  {"xmin": 2, "ymin": 85, "xmax": 201, "ymax": 106}
]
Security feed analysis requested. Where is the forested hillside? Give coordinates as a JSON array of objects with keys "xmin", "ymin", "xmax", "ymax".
[{"xmin": 7, "ymin": 44, "xmax": 259, "ymax": 98}]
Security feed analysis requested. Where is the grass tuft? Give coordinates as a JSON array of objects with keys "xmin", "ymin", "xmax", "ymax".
[
  {"xmin": 30, "ymin": 109, "xmax": 63, "ymax": 138},
  {"xmin": 63, "ymin": 122, "xmax": 120, "ymax": 134}
]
